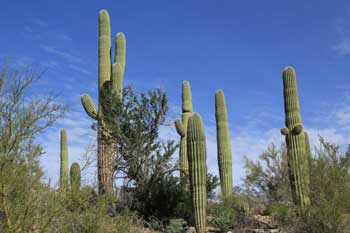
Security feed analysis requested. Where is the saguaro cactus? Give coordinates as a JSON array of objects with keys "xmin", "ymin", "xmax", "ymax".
[
  {"xmin": 81, "ymin": 10, "xmax": 126, "ymax": 194},
  {"xmin": 187, "ymin": 113, "xmax": 207, "ymax": 233},
  {"xmin": 280, "ymin": 66, "xmax": 310, "ymax": 209},
  {"xmin": 215, "ymin": 90, "xmax": 233, "ymax": 200},
  {"xmin": 60, "ymin": 129, "xmax": 68, "ymax": 189},
  {"xmin": 174, "ymin": 81, "xmax": 193, "ymax": 186},
  {"xmin": 70, "ymin": 163, "xmax": 81, "ymax": 193}
]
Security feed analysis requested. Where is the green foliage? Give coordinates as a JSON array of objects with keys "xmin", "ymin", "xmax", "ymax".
[
  {"xmin": 243, "ymin": 143, "xmax": 291, "ymax": 206},
  {"xmin": 80, "ymin": 10, "xmax": 126, "ymax": 194},
  {"xmin": 60, "ymin": 129, "xmax": 69, "ymax": 189},
  {"xmin": 215, "ymin": 89, "xmax": 233, "ymax": 200},
  {"xmin": 281, "ymin": 66, "xmax": 310, "ymax": 209},
  {"xmin": 187, "ymin": 113, "xmax": 207, "ymax": 233},
  {"xmin": 103, "ymin": 86, "xmax": 181, "ymax": 221},
  {"xmin": 0, "ymin": 64, "xmax": 65, "ymax": 232},
  {"xmin": 0, "ymin": 64, "xmax": 143, "ymax": 232},
  {"xmin": 243, "ymin": 139, "xmax": 350, "ymax": 233},
  {"xmin": 207, "ymin": 199, "xmax": 237, "ymax": 231},
  {"xmin": 56, "ymin": 189, "xmax": 143, "ymax": 233},
  {"xmin": 165, "ymin": 218, "xmax": 187, "ymax": 233}
]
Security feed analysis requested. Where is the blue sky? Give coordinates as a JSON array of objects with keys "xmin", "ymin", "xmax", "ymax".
[{"xmin": 2, "ymin": 0, "xmax": 350, "ymax": 188}]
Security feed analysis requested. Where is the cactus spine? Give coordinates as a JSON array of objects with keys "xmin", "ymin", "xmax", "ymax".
[
  {"xmin": 281, "ymin": 66, "xmax": 310, "ymax": 209},
  {"xmin": 70, "ymin": 163, "xmax": 81, "ymax": 193},
  {"xmin": 187, "ymin": 113, "xmax": 207, "ymax": 233},
  {"xmin": 175, "ymin": 81, "xmax": 193, "ymax": 187},
  {"xmin": 60, "ymin": 129, "xmax": 68, "ymax": 189},
  {"xmin": 81, "ymin": 10, "xmax": 126, "ymax": 194},
  {"xmin": 215, "ymin": 90, "xmax": 233, "ymax": 200}
]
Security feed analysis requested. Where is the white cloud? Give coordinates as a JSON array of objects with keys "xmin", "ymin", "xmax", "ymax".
[
  {"xmin": 31, "ymin": 18, "xmax": 48, "ymax": 27},
  {"xmin": 334, "ymin": 39, "xmax": 350, "ymax": 55},
  {"xmin": 40, "ymin": 44, "xmax": 82, "ymax": 63}
]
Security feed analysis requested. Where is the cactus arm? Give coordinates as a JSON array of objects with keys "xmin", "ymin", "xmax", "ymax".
[
  {"xmin": 175, "ymin": 119, "xmax": 185, "ymax": 137},
  {"xmin": 115, "ymin": 32, "xmax": 126, "ymax": 73},
  {"xmin": 81, "ymin": 94, "xmax": 98, "ymax": 120},
  {"xmin": 98, "ymin": 10, "xmax": 111, "ymax": 93},
  {"xmin": 281, "ymin": 127, "xmax": 290, "ymax": 135},
  {"xmin": 182, "ymin": 81, "xmax": 193, "ymax": 112},
  {"xmin": 111, "ymin": 62, "xmax": 123, "ymax": 102}
]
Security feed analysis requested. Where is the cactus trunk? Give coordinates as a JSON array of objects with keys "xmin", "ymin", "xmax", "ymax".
[
  {"xmin": 60, "ymin": 129, "xmax": 68, "ymax": 189},
  {"xmin": 281, "ymin": 67, "xmax": 310, "ymax": 209},
  {"xmin": 81, "ymin": 10, "xmax": 126, "ymax": 194},
  {"xmin": 175, "ymin": 81, "xmax": 193, "ymax": 188},
  {"xmin": 215, "ymin": 90, "xmax": 233, "ymax": 200},
  {"xmin": 70, "ymin": 163, "xmax": 81, "ymax": 193},
  {"xmin": 187, "ymin": 113, "xmax": 207, "ymax": 233}
]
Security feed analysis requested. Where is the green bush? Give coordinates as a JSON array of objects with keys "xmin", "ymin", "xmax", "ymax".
[
  {"xmin": 207, "ymin": 197, "xmax": 241, "ymax": 230},
  {"xmin": 165, "ymin": 218, "xmax": 187, "ymax": 233}
]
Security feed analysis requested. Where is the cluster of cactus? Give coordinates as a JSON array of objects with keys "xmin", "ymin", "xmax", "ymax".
[
  {"xmin": 215, "ymin": 90, "xmax": 233, "ymax": 200},
  {"xmin": 175, "ymin": 81, "xmax": 193, "ymax": 188},
  {"xmin": 174, "ymin": 81, "xmax": 234, "ymax": 232},
  {"xmin": 81, "ymin": 9, "xmax": 126, "ymax": 194},
  {"xmin": 59, "ymin": 129, "xmax": 81, "ymax": 192},
  {"xmin": 280, "ymin": 66, "xmax": 311, "ymax": 209}
]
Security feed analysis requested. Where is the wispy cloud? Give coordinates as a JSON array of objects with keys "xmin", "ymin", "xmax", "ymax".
[
  {"xmin": 57, "ymin": 33, "xmax": 73, "ymax": 42},
  {"xmin": 334, "ymin": 39, "xmax": 350, "ymax": 55},
  {"xmin": 31, "ymin": 18, "xmax": 48, "ymax": 27},
  {"xmin": 40, "ymin": 44, "xmax": 82, "ymax": 63},
  {"xmin": 69, "ymin": 64, "xmax": 91, "ymax": 75}
]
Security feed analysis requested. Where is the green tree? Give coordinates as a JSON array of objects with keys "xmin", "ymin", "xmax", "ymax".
[
  {"xmin": 0, "ymin": 64, "xmax": 66, "ymax": 232},
  {"xmin": 243, "ymin": 143, "xmax": 291, "ymax": 207}
]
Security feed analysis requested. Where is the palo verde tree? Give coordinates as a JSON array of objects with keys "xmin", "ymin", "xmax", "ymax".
[{"xmin": 0, "ymin": 64, "xmax": 66, "ymax": 232}]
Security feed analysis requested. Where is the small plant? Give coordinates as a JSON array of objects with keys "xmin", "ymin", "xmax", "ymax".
[
  {"xmin": 207, "ymin": 197, "xmax": 239, "ymax": 231},
  {"xmin": 165, "ymin": 218, "xmax": 187, "ymax": 233}
]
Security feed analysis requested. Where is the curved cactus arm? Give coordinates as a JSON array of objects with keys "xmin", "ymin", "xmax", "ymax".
[
  {"xmin": 98, "ymin": 10, "xmax": 111, "ymax": 90},
  {"xmin": 115, "ymin": 32, "xmax": 126, "ymax": 73},
  {"xmin": 111, "ymin": 62, "xmax": 123, "ymax": 102},
  {"xmin": 81, "ymin": 94, "xmax": 98, "ymax": 120},
  {"xmin": 281, "ymin": 127, "xmax": 290, "ymax": 135},
  {"xmin": 175, "ymin": 119, "xmax": 185, "ymax": 137}
]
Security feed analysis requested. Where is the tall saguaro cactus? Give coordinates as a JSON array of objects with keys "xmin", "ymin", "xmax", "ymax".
[
  {"xmin": 174, "ymin": 81, "xmax": 193, "ymax": 186},
  {"xmin": 280, "ymin": 66, "xmax": 310, "ymax": 209},
  {"xmin": 81, "ymin": 10, "xmax": 126, "ymax": 194},
  {"xmin": 215, "ymin": 90, "xmax": 233, "ymax": 200},
  {"xmin": 70, "ymin": 163, "xmax": 81, "ymax": 193},
  {"xmin": 187, "ymin": 113, "xmax": 207, "ymax": 233},
  {"xmin": 60, "ymin": 129, "xmax": 68, "ymax": 189}
]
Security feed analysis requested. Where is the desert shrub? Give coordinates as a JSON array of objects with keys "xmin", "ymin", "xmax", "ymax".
[
  {"xmin": 207, "ymin": 196, "xmax": 242, "ymax": 230},
  {"xmin": 164, "ymin": 218, "xmax": 187, "ymax": 233}
]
